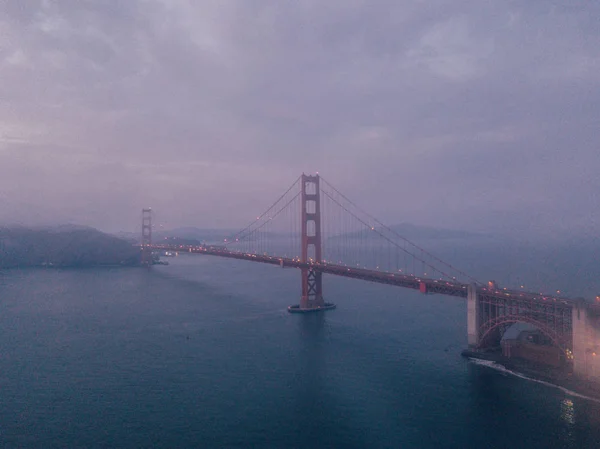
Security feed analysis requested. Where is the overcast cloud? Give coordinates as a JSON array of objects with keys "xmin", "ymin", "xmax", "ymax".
[{"xmin": 0, "ymin": 0, "xmax": 599, "ymax": 237}]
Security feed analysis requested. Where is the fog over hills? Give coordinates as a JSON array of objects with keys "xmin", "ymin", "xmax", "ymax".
[{"xmin": 2, "ymin": 222, "xmax": 600, "ymax": 299}]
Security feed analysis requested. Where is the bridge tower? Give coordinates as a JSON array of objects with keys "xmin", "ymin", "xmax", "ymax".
[
  {"xmin": 300, "ymin": 174, "xmax": 323, "ymax": 309},
  {"xmin": 289, "ymin": 174, "xmax": 335, "ymax": 312},
  {"xmin": 141, "ymin": 208, "xmax": 153, "ymax": 267}
]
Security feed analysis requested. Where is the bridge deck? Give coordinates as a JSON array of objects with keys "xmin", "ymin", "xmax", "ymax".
[{"xmin": 149, "ymin": 244, "xmax": 587, "ymax": 309}]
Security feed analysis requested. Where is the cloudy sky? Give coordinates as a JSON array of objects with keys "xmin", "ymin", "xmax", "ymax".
[{"xmin": 0, "ymin": 0, "xmax": 598, "ymax": 237}]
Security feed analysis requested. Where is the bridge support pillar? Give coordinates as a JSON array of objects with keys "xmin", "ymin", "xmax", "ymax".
[
  {"xmin": 289, "ymin": 174, "xmax": 335, "ymax": 313},
  {"xmin": 572, "ymin": 303, "xmax": 600, "ymax": 381},
  {"xmin": 467, "ymin": 284, "xmax": 480, "ymax": 347},
  {"xmin": 141, "ymin": 208, "xmax": 153, "ymax": 267}
]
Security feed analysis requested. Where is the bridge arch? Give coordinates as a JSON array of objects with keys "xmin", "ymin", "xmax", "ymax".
[{"xmin": 478, "ymin": 314, "xmax": 571, "ymax": 357}]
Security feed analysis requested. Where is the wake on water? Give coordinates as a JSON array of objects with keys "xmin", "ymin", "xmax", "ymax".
[{"xmin": 469, "ymin": 358, "xmax": 600, "ymax": 404}]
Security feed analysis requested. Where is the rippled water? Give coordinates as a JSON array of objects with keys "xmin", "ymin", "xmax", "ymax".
[{"xmin": 2, "ymin": 255, "xmax": 600, "ymax": 448}]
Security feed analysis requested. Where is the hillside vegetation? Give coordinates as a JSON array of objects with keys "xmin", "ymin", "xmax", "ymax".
[{"xmin": 0, "ymin": 227, "xmax": 140, "ymax": 268}]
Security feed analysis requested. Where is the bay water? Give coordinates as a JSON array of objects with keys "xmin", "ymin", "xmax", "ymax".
[{"xmin": 2, "ymin": 250, "xmax": 600, "ymax": 448}]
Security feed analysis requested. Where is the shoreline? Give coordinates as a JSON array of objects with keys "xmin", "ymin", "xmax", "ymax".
[{"xmin": 462, "ymin": 349, "xmax": 600, "ymax": 402}]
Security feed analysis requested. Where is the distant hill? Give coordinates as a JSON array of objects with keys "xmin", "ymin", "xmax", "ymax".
[
  {"xmin": 156, "ymin": 227, "xmax": 234, "ymax": 243},
  {"xmin": 119, "ymin": 227, "xmax": 286, "ymax": 245},
  {"xmin": 328, "ymin": 223, "xmax": 487, "ymax": 241},
  {"xmin": 0, "ymin": 226, "xmax": 140, "ymax": 268},
  {"xmin": 116, "ymin": 227, "xmax": 236, "ymax": 244},
  {"xmin": 385, "ymin": 223, "xmax": 486, "ymax": 240}
]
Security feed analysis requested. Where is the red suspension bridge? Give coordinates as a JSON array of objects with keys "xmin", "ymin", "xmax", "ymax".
[{"xmin": 140, "ymin": 174, "xmax": 600, "ymax": 377}]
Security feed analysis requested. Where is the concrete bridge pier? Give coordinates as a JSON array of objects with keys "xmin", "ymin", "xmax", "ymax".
[
  {"xmin": 467, "ymin": 284, "xmax": 480, "ymax": 347},
  {"xmin": 467, "ymin": 284, "xmax": 502, "ymax": 348},
  {"xmin": 572, "ymin": 303, "xmax": 600, "ymax": 381}
]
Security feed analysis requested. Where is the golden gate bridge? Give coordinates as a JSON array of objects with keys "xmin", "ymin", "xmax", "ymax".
[{"xmin": 140, "ymin": 174, "xmax": 600, "ymax": 380}]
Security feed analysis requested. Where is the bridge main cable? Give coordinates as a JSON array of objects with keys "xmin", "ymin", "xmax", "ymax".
[
  {"xmin": 319, "ymin": 176, "xmax": 482, "ymax": 285},
  {"xmin": 224, "ymin": 175, "xmax": 302, "ymax": 245},
  {"xmin": 320, "ymin": 189, "xmax": 458, "ymax": 282}
]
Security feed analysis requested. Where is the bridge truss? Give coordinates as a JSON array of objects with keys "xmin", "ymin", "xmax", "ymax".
[{"xmin": 477, "ymin": 289, "xmax": 574, "ymax": 354}]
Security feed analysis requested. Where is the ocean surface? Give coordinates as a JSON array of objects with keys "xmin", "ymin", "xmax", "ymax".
[{"xmin": 2, "ymin": 248, "xmax": 600, "ymax": 448}]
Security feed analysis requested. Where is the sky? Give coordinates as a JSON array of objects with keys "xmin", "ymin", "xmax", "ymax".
[{"xmin": 0, "ymin": 0, "xmax": 599, "ymax": 237}]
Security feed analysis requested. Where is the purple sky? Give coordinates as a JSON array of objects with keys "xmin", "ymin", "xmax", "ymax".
[{"xmin": 1, "ymin": 1, "xmax": 599, "ymax": 237}]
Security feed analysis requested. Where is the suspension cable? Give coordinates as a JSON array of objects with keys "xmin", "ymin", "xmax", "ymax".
[
  {"xmin": 225, "ymin": 191, "xmax": 302, "ymax": 247},
  {"xmin": 320, "ymin": 176, "xmax": 481, "ymax": 285},
  {"xmin": 224, "ymin": 175, "xmax": 301, "ymax": 244}
]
